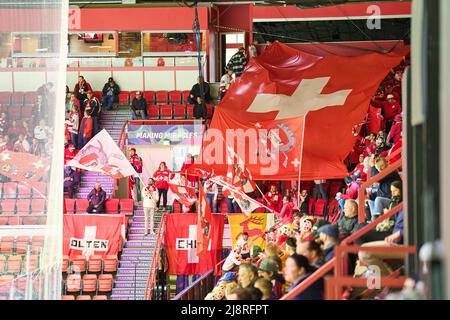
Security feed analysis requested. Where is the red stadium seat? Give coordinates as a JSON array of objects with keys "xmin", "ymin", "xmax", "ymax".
[
  {"xmin": 11, "ymin": 92, "xmax": 24, "ymax": 105},
  {"xmin": 308, "ymin": 197, "xmax": 315, "ymax": 215},
  {"xmin": 105, "ymin": 198, "xmax": 119, "ymax": 214},
  {"xmin": 155, "ymin": 90, "xmax": 168, "ymax": 104},
  {"xmin": 146, "ymin": 105, "xmax": 159, "ymax": 119},
  {"xmin": 206, "ymin": 104, "xmax": 214, "ymax": 119},
  {"xmin": 2, "ymin": 182, "xmax": 18, "ymax": 199},
  {"xmin": 181, "ymin": 90, "xmax": 190, "ymax": 104},
  {"xmin": 32, "ymin": 182, "xmax": 47, "ymax": 197},
  {"xmin": 313, "ymin": 199, "xmax": 328, "ymax": 217},
  {"xmin": 7, "ymin": 255, "xmax": 22, "ymax": 274},
  {"xmin": 15, "ymin": 236, "xmax": 30, "ymax": 254},
  {"xmin": 143, "ymin": 91, "xmax": 155, "ymax": 104},
  {"xmin": 17, "ymin": 184, "xmax": 32, "ymax": 199},
  {"xmin": 24, "ymin": 255, "xmax": 39, "ymax": 273},
  {"xmin": 169, "ymin": 90, "xmax": 182, "ymax": 105},
  {"xmin": 118, "ymin": 92, "xmax": 129, "ymax": 105},
  {"xmin": 24, "ymin": 92, "xmax": 38, "ymax": 104},
  {"xmin": 65, "ymin": 198, "xmax": 76, "ymax": 214},
  {"xmin": 77, "ymin": 295, "xmax": 92, "ymax": 300},
  {"xmin": 88, "ymin": 255, "xmax": 102, "ymax": 273},
  {"xmin": 21, "ymin": 104, "xmax": 34, "ymax": 118},
  {"xmin": 160, "ymin": 105, "xmax": 173, "ymax": 119},
  {"xmin": 93, "ymin": 91, "xmax": 102, "ymax": 102},
  {"xmin": 76, "ymin": 199, "xmax": 89, "ymax": 213},
  {"xmin": 16, "ymin": 199, "xmax": 31, "ymax": 215},
  {"xmin": 31, "ymin": 199, "xmax": 46, "ymax": 214},
  {"xmin": 0, "ymin": 92, "xmax": 11, "ymax": 105},
  {"xmin": 0, "ymin": 237, "xmax": 14, "ymax": 254},
  {"xmin": 102, "ymin": 255, "xmax": 117, "ymax": 273},
  {"xmin": 173, "ymin": 105, "xmax": 186, "ymax": 119},
  {"xmin": 71, "ymin": 255, "xmax": 86, "ymax": 273},
  {"xmin": 1, "ymin": 199, "xmax": 16, "ymax": 215},
  {"xmin": 82, "ymin": 274, "xmax": 98, "ymax": 293},
  {"xmin": 31, "ymin": 236, "xmax": 44, "ymax": 254},
  {"xmin": 186, "ymin": 104, "xmax": 194, "ymax": 118},
  {"xmin": 93, "ymin": 295, "xmax": 108, "ymax": 300},
  {"xmin": 328, "ymin": 180, "xmax": 344, "ymax": 199},
  {"xmin": 7, "ymin": 106, "xmax": 21, "ymax": 120},
  {"xmin": 62, "ymin": 255, "xmax": 70, "ymax": 273},
  {"xmin": 61, "ymin": 295, "xmax": 75, "ymax": 300},
  {"xmin": 98, "ymin": 274, "xmax": 113, "ymax": 293},
  {"xmin": 119, "ymin": 199, "xmax": 134, "ymax": 215},
  {"xmin": 66, "ymin": 274, "xmax": 82, "ymax": 294}
]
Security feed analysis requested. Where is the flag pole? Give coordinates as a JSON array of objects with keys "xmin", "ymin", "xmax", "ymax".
[{"xmin": 297, "ymin": 113, "xmax": 307, "ymax": 209}]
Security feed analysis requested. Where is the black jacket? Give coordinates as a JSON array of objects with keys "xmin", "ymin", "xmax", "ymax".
[
  {"xmin": 131, "ymin": 98, "xmax": 147, "ymax": 111},
  {"xmin": 188, "ymin": 82, "xmax": 211, "ymax": 104},
  {"xmin": 371, "ymin": 167, "xmax": 401, "ymax": 199},
  {"xmin": 102, "ymin": 82, "xmax": 120, "ymax": 97}
]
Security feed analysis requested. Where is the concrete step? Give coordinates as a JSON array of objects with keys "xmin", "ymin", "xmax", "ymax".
[
  {"xmin": 116, "ymin": 275, "xmax": 149, "ymax": 282},
  {"xmin": 117, "ymin": 268, "xmax": 150, "ymax": 275}
]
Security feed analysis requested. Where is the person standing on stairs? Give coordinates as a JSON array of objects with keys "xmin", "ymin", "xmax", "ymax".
[
  {"xmin": 153, "ymin": 161, "xmax": 174, "ymax": 209},
  {"xmin": 129, "ymin": 148, "xmax": 143, "ymax": 204},
  {"xmin": 142, "ymin": 178, "xmax": 159, "ymax": 236}
]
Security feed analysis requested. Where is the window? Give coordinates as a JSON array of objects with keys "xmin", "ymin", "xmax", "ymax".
[
  {"xmin": 68, "ymin": 32, "xmax": 116, "ymax": 56},
  {"xmin": 118, "ymin": 32, "xmax": 142, "ymax": 57},
  {"xmin": 142, "ymin": 32, "xmax": 206, "ymax": 54},
  {"xmin": 11, "ymin": 33, "xmax": 59, "ymax": 57}
]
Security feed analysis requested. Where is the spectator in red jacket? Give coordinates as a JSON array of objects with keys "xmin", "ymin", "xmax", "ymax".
[
  {"xmin": 386, "ymin": 114, "xmax": 402, "ymax": 146},
  {"xmin": 78, "ymin": 110, "xmax": 93, "ymax": 149},
  {"xmin": 153, "ymin": 161, "xmax": 174, "ymax": 208},
  {"xmin": 349, "ymin": 153, "xmax": 367, "ymax": 181},
  {"xmin": 277, "ymin": 195, "xmax": 294, "ymax": 225},
  {"xmin": 64, "ymin": 144, "xmax": 78, "ymax": 165},
  {"xmin": 74, "ymin": 75, "xmax": 92, "ymax": 105},
  {"xmin": 129, "ymin": 148, "xmax": 143, "ymax": 202},
  {"xmin": 265, "ymin": 185, "xmax": 282, "ymax": 213},
  {"xmin": 371, "ymin": 94, "xmax": 401, "ymax": 132},
  {"xmin": 180, "ymin": 153, "xmax": 197, "ymax": 186}
]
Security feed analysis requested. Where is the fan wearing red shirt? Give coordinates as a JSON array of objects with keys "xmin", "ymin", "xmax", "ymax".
[
  {"xmin": 265, "ymin": 185, "xmax": 282, "ymax": 213},
  {"xmin": 153, "ymin": 161, "xmax": 174, "ymax": 208},
  {"xmin": 180, "ymin": 153, "xmax": 197, "ymax": 187},
  {"xmin": 129, "ymin": 148, "xmax": 143, "ymax": 202},
  {"xmin": 64, "ymin": 144, "xmax": 78, "ymax": 164},
  {"xmin": 371, "ymin": 94, "xmax": 401, "ymax": 132}
]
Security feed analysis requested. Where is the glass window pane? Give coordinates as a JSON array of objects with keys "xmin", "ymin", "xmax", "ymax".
[
  {"xmin": 68, "ymin": 33, "xmax": 116, "ymax": 56},
  {"xmin": 142, "ymin": 32, "xmax": 205, "ymax": 53},
  {"xmin": 12, "ymin": 33, "xmax": 59, "ymax": 56},
  {"xmin": 118, "ymin": 31, "xmax": 142, "ymax": 57}
]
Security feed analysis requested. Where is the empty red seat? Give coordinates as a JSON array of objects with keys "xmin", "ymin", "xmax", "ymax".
[
  {"xmin": 181, "ymin": 90, "xmax": 190, "ymax": 104},
  {"xmin": 61, "ymin": 295, "xmax": 75, "ymax": 300},
  {"xmin": 105, "ymin": 198, "xmax": 119, "ymax": 214},
  {"xmin": 7, "ymin": 255, "xmax": 22, "ymax": 274},
  {"xmin": 0, "ymin": 236, "xmax": 14, "ymax": 254},
  {"xmin": 2, "ymin": 182, "xmax": 18, "ymax": 199},
  {"xmin": 168, "ymin": 90, "xmax": 182, "ymax": 105},
  {"xmin": 8, "ymin": 106, "xmax": 21, "ymax": 120},
  {"xmin": 77, "ymin": 295, "xmax": 92, "ymax": 300},
  {"xmin": 62, "ymin": 255, "xmax": 70, "ymax": 273},
  {"xmin": 21, "ymin": 104, "xmax": 34, "ymax": 118},
  {"xmin": 155, "ymin": 90, "xmax": 168, "ymax": 104},
  {"xmin": 0, "ymin": 92, "xmax": 11, "ymax": 105},
  {"xmin": 71, "ymin": 255, "xmax": 86, "ymax": 273},
  {"xmin": 32, "ymin": 182, "xmax": 47, "ymax": 197},
  {"xmin": 17, "ymin": 184, "xmax": 32, "ymax": 199},
  {"xmin": 93, "ymin": 91, "xmax": 102, "ymax": 102},
  {"xmin": 143, "ymin": 91, "xmax": 155, "ymax": 104},
  {"xmin": 30, "ymin": 199, "xmax": 47, "ymax": 214},
  {"xmin": 160, "ymin": 105, "xmax": 172, "ymax": 119},
  {"xmin": 308, "ymin": 197, "xmax": 315, "ymax": 215},
  {"xmin": 98, "ymin": 274, "xmax": 113, "ymax": 293},
  {"xmin": 118, "ymin": 92, "xmax": 129, "ymax": 105},
  {"xmin": 64, "ymin": 199, "xmax": 76, "ymax": 214},
  {"xmin": 102, "ymin": 255, "xmax": 117, "ymax": 273},
  {"xmin": 31, "ymin": 236, "xmax": 44, "ymax": 254},
  {"xmin": 173, "ymin": 105, "xmax": 186, "ymax": 119},
  {"xmin": 88, "ymin": 255, "xmax": 102, "ymax": 273},
  {"xmin": 15, "ymin": 236, "xmax": 30, "ymax": 254},
  {"xmin": 119, "ymin": 199, "xmax": 134, "ymax": 215},
  {"xmin": 0, "ymin": 275, "xmax": 14, "ymax": 294},
  {"xmin": 1, "ymin": 199, "xmax": 16, "ymax": 214},
  {"xmin": 146, "ymin": 105, "xmax": 159, "ymax": 119},
  {"xmin": 76, "ymin": 199, "xmax": 89, "ymax": 213},
  {"xmin": 11, "ymin": 92, "xmax": 25, "ymax": 105},
  {"xmin": 24, "ymin": 92, "xmax": 38, "ymax": 104},
  {"xmin": 93, "ymin": 295, "xmax": 108, "ymax": 300},
  {"xmin": 82, "ymin": 274, "xmax": 97, "ymax": 293},
  {"xmin": 16, "ymin": 199, "xmax": 31, "ymax": 215},
  {"xmin": 66, "ymin": 274, "xmax": 81, "ymax": 293},
  {"xmin": 23, "ymin": 255, "xmax": 39, "ymax": 273},
  {"xmin": 313, "ymin": 199, "xmax": 328, "ymax": 217},
  {"xmin": 186, "ymin": 104, "xmax": 194, "ymax": 118}
]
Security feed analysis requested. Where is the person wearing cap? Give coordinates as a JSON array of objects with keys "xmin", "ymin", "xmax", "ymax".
[
  {"xmin": 386, "ymin": 113, "xmax": 402, "ymax": 146},
  {"xmin": 219, "ymin": 67, "xmax": 234, "ymax": 100},
  {"xmin": 317, "ymin": 224, "xmax": 339, "ymax": 262},
  {"xmin": 152, "ymin": 161, "xmax": 174, "ymax": 208},
  {"xmin": 73, "ymin": 75, "xmax": 92, "ymax": 104},
  {"xmin": 284, "ymin": 254, "xmax": 324, "ymax": 300},
  {"xmin": 128, "ymin": 148, "xmax": 143, "ymax": 203},
  {"xmin": 130, "ymin": 91, "xmax": 148, "ymax": 120},
  {"xmin": 257, "ymin": 258, "xmax": 285, "ymax": 299},
  {"xmin": 205, "ymin": 272, "xmax": 237, "ymax": 300},
  {"xmin": 226, "ymin": 47, "xmax": 247, "ymax": 77},
  {"xmin": 65, "ymin": 104, "xmax": 80, "ymax": 149},
  {"xmin": 102, "ymin": 77, "xmax": 120, "ymax": 111},
  {"xmin": 63, "ymin": 166, "xmax": 79, "ymax": 198},
  {"xmin": 64, "ymin": 143, "xmax": 78, "ymax": 165}
]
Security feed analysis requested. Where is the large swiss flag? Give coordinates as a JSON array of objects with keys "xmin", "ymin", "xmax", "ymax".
[{"xmin": 196, "ymin": 41, "xmax": 406, "ymax": 180}]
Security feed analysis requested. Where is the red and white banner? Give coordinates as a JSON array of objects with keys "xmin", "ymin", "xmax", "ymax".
[
  {"xmin": 165, "ymin": 213, "xmax": 224, "ymax": 275},
  {"xmin": 0, "ymin": 151, "xmax": 50, "ymax": 183},
  {"xmin": 195, "ymin": 41, "xmax": 406, "ymax": 180},
  {"xmin": 169, "ymin": 183, "xmax": 197, "ymax": 207},
  {"xmin": 197, "ymin": 183, "xmax": 212, "ymax": 254},
  {"xmin": 63, "ymin": 214, "xmax": 127, "ymax": 259},
  {"xmin": 68, "ymin": 129, "xmax": 137, "ymax": 179}
]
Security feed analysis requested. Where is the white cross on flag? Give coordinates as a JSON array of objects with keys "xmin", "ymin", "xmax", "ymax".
[{"xmin": 195, "ymin": 41, "xmax": 407, "ymax": 180}]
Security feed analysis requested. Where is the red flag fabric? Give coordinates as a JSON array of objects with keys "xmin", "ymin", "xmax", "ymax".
[
  {"xmin": 0, "ymin": 151, "xmax": 50, "ymax": 183},
  {"xmin": 165, "ymin": 213, "xmax": 224, "ymax": 275},
  {"xmin": 63, "ymin": 214, "xmax": 126, "ymax": 259},
  {"xmin": 197, "ymin": 183, "xmax": 212, "ymax": 254},
  {"xmin": 169, "ymin": 183, "xmax": 197, "ymax": 207},
  {"xmin": 195, "ymin": 41, "xmax": 406, "ymax": 180}
]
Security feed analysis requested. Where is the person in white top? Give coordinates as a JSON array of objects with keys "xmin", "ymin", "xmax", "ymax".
[
  {"xmin": 13, "ymin": 134, "xmax": 31, "ymax": 153},
  {"xmin": 34, "ymin": 119, "xmax": 50, "ymax": 155},
  {"xmin": 142, "ymin": 178, "xmax": 159, "ymax": 236},
  {"xmin": 204, "ymin": 179, "xmax": 219, "ymax": 213},
  {"xmin": 219, "ymin": 68, "xmax": 234, "ymax": 100},
  {"xmin": 222, "ymin": 245, "xmax": 242, "ymax": 273},
  {"xmin": 236, "ymin": 232, "xmax": 253, "ymax": 260}
]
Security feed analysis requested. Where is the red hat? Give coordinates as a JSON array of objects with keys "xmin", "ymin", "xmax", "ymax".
[{"xmin": 68, "ymin": 144, "xmax": 75, "ymax": 149}]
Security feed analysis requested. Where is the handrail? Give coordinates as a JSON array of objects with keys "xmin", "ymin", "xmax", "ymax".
[
  {"xmin": 386, "ymin": 146, "xmax": 402, "ymax": 163},
  {"xmin": 144, "ymin": 213, "xmax": 167, "ymax": 300},
  {"xmin": 113, "ymin": 119, "xmax": 130, "ymax": 198},
  {"xmin": 357, "ymin": 158, "xmax": 402, "ymax": 223}
]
